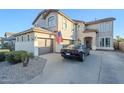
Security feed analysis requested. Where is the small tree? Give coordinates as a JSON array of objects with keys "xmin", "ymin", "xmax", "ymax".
[
  {"xmin": 115, "ymin": 36, "xmax": 124, "ymax": 50},
  {"xmin": 116, "ymin": 36, "xmax": 124, "ymax": 42},
  {"xmin": 3, "ymin": 43, "xmax": 12, "ymax": 51}
]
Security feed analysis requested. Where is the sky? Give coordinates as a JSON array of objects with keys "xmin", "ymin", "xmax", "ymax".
[{"xmin": 0, "ymin": 9, "xmax": 123, "ymax": 38}]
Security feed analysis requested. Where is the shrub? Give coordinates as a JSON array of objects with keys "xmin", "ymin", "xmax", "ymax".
[
  {"xmin": 6, "ymin": 50, "xmax": 33, "ymax": 64},
  {"xmin": 28, "ymin": 52, "xmax": 34, "ymax": 58},
  {"xmin": 0, "ymin": 52, "xmax": 6, "ymax": 62}
]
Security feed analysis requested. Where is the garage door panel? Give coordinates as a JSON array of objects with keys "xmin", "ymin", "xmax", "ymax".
[{"xmin": 38, "ymin": 47, "xmax": 51, "ymax": 55}]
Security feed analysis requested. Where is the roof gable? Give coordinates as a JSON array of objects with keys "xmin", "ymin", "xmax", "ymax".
[{"xmin": 32, "ymin": 9, "xmax": 74, "ymax": 25}]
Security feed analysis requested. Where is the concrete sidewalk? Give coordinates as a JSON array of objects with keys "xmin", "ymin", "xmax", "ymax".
[{"xmin": 27, "ymin": 51, "xmax": 124, "ymax": 84}]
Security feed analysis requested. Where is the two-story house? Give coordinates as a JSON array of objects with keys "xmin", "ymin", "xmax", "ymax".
[{"xmin": 14, "ymin": 9, "xmax": 115, "ymax": 56}]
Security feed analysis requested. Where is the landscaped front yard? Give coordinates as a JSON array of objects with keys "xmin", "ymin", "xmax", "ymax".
[
  {"xmin": 0, "ymin": 50, "xmax": 47, "ymax": 84},
  {"xmin": 0, "ymin": 57, "xmax": 46, "ymax": 83},
  {"xmin": 1, "ymin": 50, "xmax": 124, "ymax": 84}
]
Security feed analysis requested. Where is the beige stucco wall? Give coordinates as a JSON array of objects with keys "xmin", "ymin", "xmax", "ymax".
[
  {"xmin": 45, "ymin": 12, "xmax": 58, "ymax": 31},
  {"xmin": 77, "ymin": 23, "xmax": 86, "ymax": 39},
  {"xmin": 15, "ymin": 32, "xmax": 35, "ymax": 54},
  {"xmin": 35, "ymin": 32, "xmax": 54, "ymax": 39},
  {"xmin": 33, "ymin": 12, "xmax": 58, "ymax": 32},
  {"xmin": 15, "ymin": 30, "xmax": 55, "ymax": 56},
  {"xmin": 34, "ymin": 15, "xmax": 46, "ymax": 28},
  {"xmin": 119, "ymin": 42, "xmax": 124, "ymax": 52},
  {"xmin": 32, "ymin": 12, "xmax": 75, "ymax": 52},
  {"xmin": 86, "ymin": 21, "xmax": 113, "ymax": 50},
  {"xmin": 80, "ymin": 32, "xmax": 97, "ymax": 50},
  {"xmin": 57, "ymin": 13, "xmax": 74, "ymax": 40}
]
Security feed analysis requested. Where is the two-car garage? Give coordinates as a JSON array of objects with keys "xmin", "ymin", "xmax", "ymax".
[{"xmin": 38, "ymin": 37, "xmax": 54, "ymax": 55}]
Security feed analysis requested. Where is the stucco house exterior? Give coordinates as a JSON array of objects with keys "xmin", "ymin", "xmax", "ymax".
[{"xmin": 14, "ymin": 9, "xmax": 116, "ymax": 56}]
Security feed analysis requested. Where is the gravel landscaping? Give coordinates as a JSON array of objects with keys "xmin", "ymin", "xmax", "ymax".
[{"xmin": 0, "ymin": 57, "xmax": 47, "ymax": 84}]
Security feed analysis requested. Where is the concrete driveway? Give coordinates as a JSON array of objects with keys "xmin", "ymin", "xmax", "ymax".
[{"xmin": 27, "ymin": 51, "xmax": 124, "ymax": 84}]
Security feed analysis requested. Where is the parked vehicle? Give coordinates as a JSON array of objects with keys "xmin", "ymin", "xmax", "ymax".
[{"xmin": 61, "ymin": 44, "xmax": 90, "ymax": 62}]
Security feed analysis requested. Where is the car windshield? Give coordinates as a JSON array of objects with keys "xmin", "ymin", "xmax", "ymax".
[{"xmin": 66, "ymin": 44, "xmax": 80, "ymax": 49}]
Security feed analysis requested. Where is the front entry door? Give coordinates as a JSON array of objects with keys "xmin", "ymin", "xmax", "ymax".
[{"xmin": 85, "ymin": 37, "xmax": 92, "ymax": 49}]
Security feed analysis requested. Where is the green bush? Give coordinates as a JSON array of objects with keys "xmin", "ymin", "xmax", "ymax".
[
  {"xmin": 6, "ymin": 50, "xmax": 33, "ymax": 64},
  {"xmin": 0, "ymin": 52, "xmax": 6, "ymax": 62},
  {"xmin": 0, "ymin": 51, "xmax": 10, "ymax": 62},
  {"xmin": 28, "ymin": 52, "xmax": 34, "ymax": 58}
]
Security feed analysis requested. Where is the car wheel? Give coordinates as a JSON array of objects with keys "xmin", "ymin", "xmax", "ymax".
[
  {"xmin": 88, "ymin": 51, "xmax": 90, "ymax": 55},
  {"xmin": 87, "ymin": 53, "xmax": 90, "ymax": 55},
  {"xmin": 79, "ymin": 53, "xmax": 85, "ymax": 62}
]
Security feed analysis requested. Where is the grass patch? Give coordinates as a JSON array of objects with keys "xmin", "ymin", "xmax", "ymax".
[{"xmin": 0, "ymin": 49, "xmax": 10, "ymax": 52}]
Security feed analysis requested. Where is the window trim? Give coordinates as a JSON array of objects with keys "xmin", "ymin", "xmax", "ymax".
[
  {"xmin": 105, "ymin": 38, "xmax": 110, "ymax": 47},
  {"xmin": 100, "ymin": 37, "xmax": 111, "ymax": 47},
  {"xmin": 100, "ymin": 38, "xmax": 104, "ymax": 47},
  {"xmin": 48, "ymin": 16, "xmax": 55, "ymax": 27},
  {"xmin": 63, "ymin": 18, "xmax": 67, "ymax": 30}
]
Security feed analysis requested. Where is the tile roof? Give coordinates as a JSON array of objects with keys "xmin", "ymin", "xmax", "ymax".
[
  {"xmin": 86, "ymin": 17, "xmax": 116, "ymax": 25},
  {"xmin": 73, "ymin": 19, "xmax": 85, "ymax": 24},
  {"xmin": 14, "ymin": 27, "xmax": 55, "ymax": 36}
]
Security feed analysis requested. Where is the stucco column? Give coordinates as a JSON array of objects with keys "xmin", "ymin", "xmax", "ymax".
[
  {"xmin": 92, "ymin": 37, "xmax": 96, "ymax": 50},
  {"xmin": 34, "ymin": 41, "xmax": 38, "ymax": 56},
  {"xmin": 33, "ymin": 34, "xmax": 39, "ymax": 56}
]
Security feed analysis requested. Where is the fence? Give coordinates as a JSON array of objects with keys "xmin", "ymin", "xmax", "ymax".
[
  {"xmin": 119, "ymin": 42, "xmax": 124, "ymax": 52},
  {"xmin": 114, "ymin": 41, "xmax": 124, "ymax": 52}
]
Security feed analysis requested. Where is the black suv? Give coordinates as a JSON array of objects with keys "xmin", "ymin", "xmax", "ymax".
[{"xmin": 61, "ymin": 44, "xmax": 90, "ymax": 62}]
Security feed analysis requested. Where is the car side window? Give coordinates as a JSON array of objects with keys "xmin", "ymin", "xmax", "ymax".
[{"xmin": 82, "ymin": 45, "xmax": 85, "ymax": 49}]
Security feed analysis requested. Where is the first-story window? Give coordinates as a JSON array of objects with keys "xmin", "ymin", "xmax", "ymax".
[
  {"xmin": 22, "ymin": 36, "xmax": 23, "ymax": 42},
  {"xmin": 100, "ymin": 38, "xmax": 111, "ymax": 47},
  {"xmin": 27, "ymin": 35, "xmax": 30, "ymax": 41},
  {"xmin": 17, "ymin": 37, "xmax": 19, "ymax": 42},
  {"xmin": 105, "ymin": 38, "xmax": 110, "ymax": 47},
  {"xmin": 100, "ymin": 38, "xmax": 104, "ymax": 47}
]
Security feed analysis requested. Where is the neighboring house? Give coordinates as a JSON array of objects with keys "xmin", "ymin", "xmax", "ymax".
[
  {"xmin": 0, "ymin": 37, "xmax": 4, "ymax": 48},
  {"xmin": 14, "ymin": 9, "xmax": 116, "ymax": 56},
  {"xmin": 4, "ymin": 32, "xmax": 15, "ymax": 38},
  {"xmin": 4, "ymin": 32, "xmax": 16, "ymax": 50}
]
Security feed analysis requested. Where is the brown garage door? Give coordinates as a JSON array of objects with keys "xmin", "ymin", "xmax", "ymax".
[{"xmin": 38, "ymin": 38, "xmax": 53, "ymax": 55}]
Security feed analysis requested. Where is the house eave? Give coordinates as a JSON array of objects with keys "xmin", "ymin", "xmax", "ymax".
[
  {"xmin": 86, "ymin": 17, "xmax": 116, "ymax": 25},
  {"xmin": 14, "ymin": 27, "xmax": 56, "ymax": 37}
]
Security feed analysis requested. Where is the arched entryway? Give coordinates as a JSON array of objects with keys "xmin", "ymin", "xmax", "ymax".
[{"xmin": 84, "ymin": 37, "xmax": 92, "ymax": 49}]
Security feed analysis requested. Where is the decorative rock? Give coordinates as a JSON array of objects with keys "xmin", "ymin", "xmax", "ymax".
[{"xmin": 0, "ymin": 57, "xmax": 47, "ymax": 84}]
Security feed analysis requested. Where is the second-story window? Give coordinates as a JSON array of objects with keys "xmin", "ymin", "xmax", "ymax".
[
  {"xmin": 48, "ymin": 16, "xmax": 55, "ymax": 27},
  {"xmin": 63, "ymin": 18, "xmax": 67, "ymax": 29}
]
